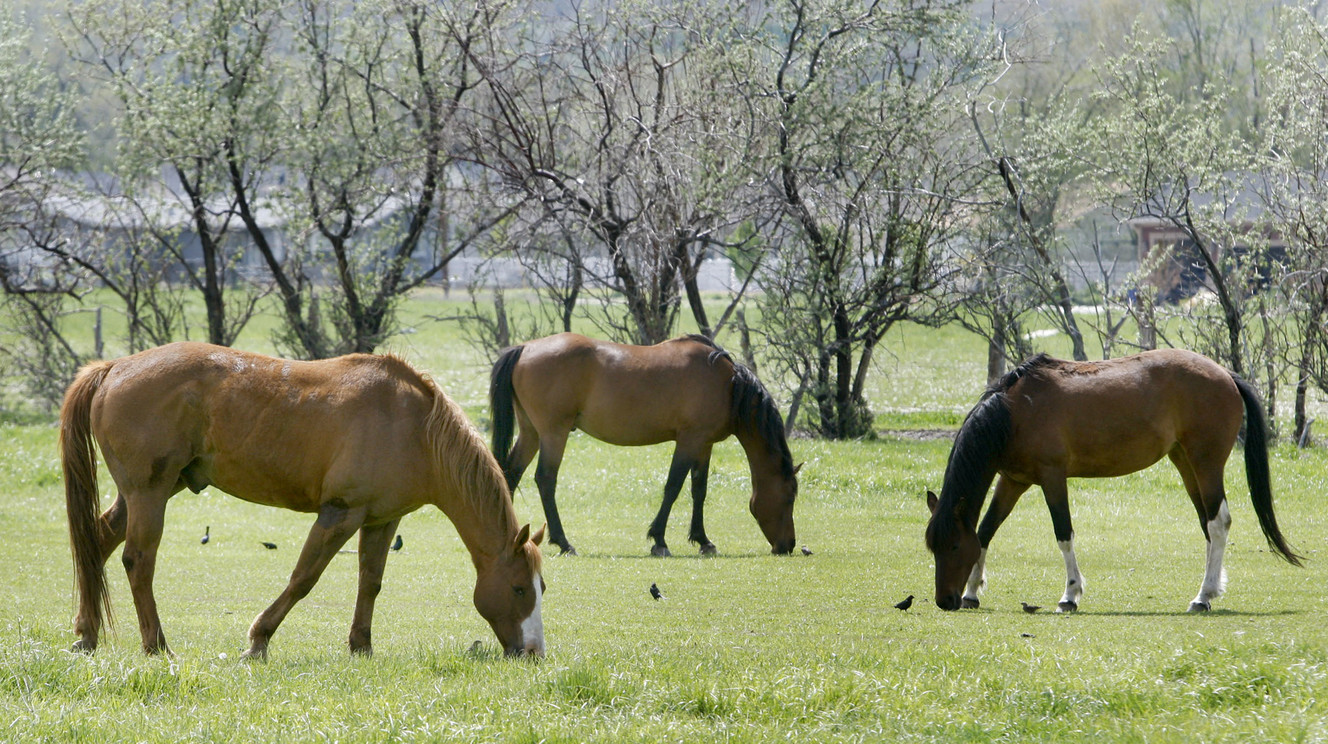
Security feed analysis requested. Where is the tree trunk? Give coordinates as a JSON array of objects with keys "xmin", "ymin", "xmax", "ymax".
[
  {"xmin": 987, "ymin": 333, "xmax": 1006, "ymax": 387},
  {"xmin": 833, "ymin": 305, "xmax": 853, "ymax": 438}
]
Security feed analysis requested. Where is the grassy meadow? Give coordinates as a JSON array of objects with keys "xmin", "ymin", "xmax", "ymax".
[{"xmin": 3, "ymin": 290, "xmax": 1328, "ymax": 742}]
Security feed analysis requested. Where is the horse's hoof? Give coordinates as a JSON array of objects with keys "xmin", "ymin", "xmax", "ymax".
[
  {"xmin": 1188, "ymin": 601, "xmax": 1211, "ymax": 613},
  {"xmin": 350, "ymin": 645, "xmax": 373, "ymax": 657},
  {"xmin": 558, "ymin": 545, "xmax": 578, "ymax": 556},
  {"xmin": 1057, "ymin": 601, "xmax": 1079, "ymax": 613},
  {"xmin": 650, "ymin": 545, "xmax": 672, "ymax": 558},
  {"xmin": 240, "ymin": 647, "xmax": 269, "ymax": 662},
  {"xmin": 70, "ymin": 639, "xmax": 95, "ymax": 654},
  {"xmin": 699, "ymin": 543, "xmax": 718, "ymax": 556},
  {"xmin": 960, "ymin": 597, "xmax": 980, "ymax": 609}
]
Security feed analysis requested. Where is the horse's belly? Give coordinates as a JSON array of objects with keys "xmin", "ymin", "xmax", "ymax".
[
  {"xmin": 574, "ymin": 414, "xmax": 674, "ymax": 447},
  {"xmin": 205, "ymin": 463, "xmax": 323, "ymax": 513},
  {"xmin": 1065, "ymin": 437, "xmax": 1170, "ymax": 478}
]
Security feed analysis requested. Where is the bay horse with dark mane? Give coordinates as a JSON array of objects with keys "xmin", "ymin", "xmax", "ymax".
[
  {"xmin": 490, "ymin": 333, "xmax": 799, "ymax": 556},
  {"xmin": 925, "ymin": 349, "xmax": 1302, "ymax": 613},
  {"xmin": 61, "ymin": 342, "xmax": 546, "ymax": 658}
]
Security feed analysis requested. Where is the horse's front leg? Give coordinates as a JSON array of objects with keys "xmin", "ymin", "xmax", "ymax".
[
  {"xmin": 966, "ymin": 475, "xmax": 1030, "ymax": 609},
  {"xmin": 687, "ymin": 448, "xmax": 716, "ymax": 555},
  {"xmin": 348, "ymin": 518, "xmax": 400, "ymax": 656},
  {"xmin": 1042, "ymin": 475, "xmax": 1084, "ymax": 612},
  {"xmin": 647, "ymin": 448, "xmax": 692, "ymax": 557},
  {"xmin": 243, "ymin": 501, "xmax": 366, "ymax": 661}
]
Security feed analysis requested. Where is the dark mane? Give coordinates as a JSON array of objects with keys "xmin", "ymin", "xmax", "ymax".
[
  {"xmin": 926, "ymin": 386, "xmax": 1013, "ymax": 552},
  {"xmin": 679, "ymin": 333, "xmax": 732, "ymax": 367},
  {"xmin": 730, "ymin": 363, "xmax": 797, "ymax": 482},
  {"xmin": 981, "ymin": 352, "xmax": 1055, "ymax": 400}
]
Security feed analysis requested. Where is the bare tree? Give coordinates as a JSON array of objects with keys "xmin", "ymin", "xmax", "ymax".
[
  {"xmin": 743, "ymin": 0, "xmax": 994, "ymax": 438},
  {"xmin": 468, "ymin": 0, "xmax": 760, "ymax": 344}
]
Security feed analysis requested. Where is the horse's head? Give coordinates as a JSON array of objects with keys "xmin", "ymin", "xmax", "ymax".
[
  {"xmin": 751, "ymin": 462, "xmax": 801, "ymax": 554},
  {"xmin": 473, "ymin": 523, "xmax": 546, "ymax": 657},
  {"xmin": 925, "ymin": 490, "xmax": 980, "ymax": 611}
]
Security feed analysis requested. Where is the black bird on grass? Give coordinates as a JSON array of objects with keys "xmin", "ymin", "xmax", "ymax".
[
  {"xmin": 391, "ymin": 534, "xmax": 403, "ymax": 552},
  {"xmin": 1021, "ymin": 602, "xmax": 1041, "ymax": 614},
  {"xmin": 894, "ymin": 594, "xmax": 914, "ymax": 611},
  {"xmin": 200, "ymin": 526, "xmax": 210, "ymax": 545},
  {"xmin": 260, "ymin": 541, "xmax": 277, "ymax": 550},
  {"xmin": 800, "ymin": 545, "xmax": 813, "ymax": 556},
  {"xmin": 649, "ymin": 583, "xmax": 663, "ymax": 600}
]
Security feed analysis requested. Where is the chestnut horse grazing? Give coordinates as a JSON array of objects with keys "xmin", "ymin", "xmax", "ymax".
[
  {"xmin": 925, "ymin": 349, "xmax": 1302, "ymax": 613},
  {"xmin": 61, "ymin": 342, "xmax": 546, "ymax": 658},
  {"xmin": 490, "ymin": 333, "xmax": 798, "ymax": 557}
]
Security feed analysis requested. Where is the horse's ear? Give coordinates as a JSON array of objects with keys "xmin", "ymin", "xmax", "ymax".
[
  {"xmin": 513, "ymin": 523, "xmax": 531, "ymax": 553},
  {"xmin": 926, "ymin": 490, "xmax": 939, "ymax": 515},
  {"xmin": 793, "ymin": 462, "xmax": 804, "ymax": 476},
  {"xmin": 531, "ymin": 522, "xmax": 546, "ymax": 546}
]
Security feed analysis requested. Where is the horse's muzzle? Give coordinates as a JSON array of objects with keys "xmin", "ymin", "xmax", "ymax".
[
  {"xmin": 770, "ymin": 539, "xmax": 796, "ymax": 555},
  {"xmin": 505, "ymin": 644, "xmax": 545, "ymax": 659},
  {"xmin": 936, "ymin": 593, "xmax": 962, "ymax": 611}
]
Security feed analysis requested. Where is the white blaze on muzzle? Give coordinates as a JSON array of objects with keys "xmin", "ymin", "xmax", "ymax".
[{"xmin": 520, "ymin": 572, "xmax": 545, "ymax": 655}]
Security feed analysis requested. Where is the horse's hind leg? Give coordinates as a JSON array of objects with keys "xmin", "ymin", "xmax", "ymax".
[
  {"xmin": 120, "ymin": 491, "xmax": 172, "ymax": 655},
  {"xmin": 502, "ymin": 410, "xmax": 540, "ymax": 493},
  {"xmin": 964, "ymin": 475, "xmax": 1030, "ymax": 609},
  {"xmin": 687, "ymin": 448, "xmax": 716, "ymax": 555},
  {"xmin": 348, "ymin": 518, "xmax": 400, "ymax": 656},
  {"xmin": 72, "ymin": 493, "xmax": 129, "ymax": 652},
  {"xmin": 534, "ymin": 432, "xmax": 576, "ymax": 556},
  {"xmin": 1041, "ymin": 474, "xmax": 1085, "ymax": 612},
  {"xmin": 1169, "ymin": 448, "xmax": 1230, "ymax": 612},
  {"xmin": 243, "ymin": 501, "xmax": 367, "ymax": 660}
]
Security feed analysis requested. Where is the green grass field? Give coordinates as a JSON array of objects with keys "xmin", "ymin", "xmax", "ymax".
[{"xmin": 3, "ymin": 293, "xmax": 1328, "ymax": 742}]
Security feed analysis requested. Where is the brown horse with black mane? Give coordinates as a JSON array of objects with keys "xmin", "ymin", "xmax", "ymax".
[
  {"xmin": 925, "ymin": 349, "xmax": 1302, "ymax": 613},
  {"xmin": 61, "ymin": 342, "xmax": 546, "ymax": 658},
  {"xmin": 490, "ymin": 333, "xmax": 799, "ymax": 557}
]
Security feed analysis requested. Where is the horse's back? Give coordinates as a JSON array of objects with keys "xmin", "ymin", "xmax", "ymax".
[
  {"xmin": 1002, "ymin": 349, "xmax": 1243, "ymax": 480},
  {"xmin": 513, "ymin": 333, "xmax": 733, "ymax": 446},
  {"xmin": 90, "ymin": 342, "xmax": 437, "ymax": 513}
]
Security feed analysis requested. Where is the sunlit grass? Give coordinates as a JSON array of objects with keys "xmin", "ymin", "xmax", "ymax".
[{"xmin": 4, "ymin": 296, "xmax": 1328, "ymax": 742}]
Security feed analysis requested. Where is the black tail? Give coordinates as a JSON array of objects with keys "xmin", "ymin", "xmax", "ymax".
[
  {"xmin": 489, "ymin": 345, "xmax": 525, "ymax": 486},
  {"xmin": 1234, "ymin": 375, "xmax": 1303, "ymax": 566}
]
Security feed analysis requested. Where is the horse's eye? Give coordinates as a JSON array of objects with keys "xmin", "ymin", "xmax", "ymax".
[{"xmin": 513, "ymin": 586, "xmax": 526, "ymax": 597}]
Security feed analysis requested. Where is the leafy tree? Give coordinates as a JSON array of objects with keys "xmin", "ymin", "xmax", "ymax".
[{"xmin": 0, "ymin": 8, "xmax": 88, "ymax": 408}]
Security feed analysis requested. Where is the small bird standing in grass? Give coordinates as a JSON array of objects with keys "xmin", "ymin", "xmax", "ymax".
[
  {"xmin": 200, "ymin": 526, "xmax": 209, "ymax": 545},
  {"xmin": 260, "ymin": 541, "xmax": 277, "ymax": 550},
  {"xmin": 391, "ymin": 534, "xmax": 403, "ymax": 552},
  {"xmin": 649, "ymin": 583, "xmax": 663, "ymax": 600},
  {"xmin": 1021, "ymin": 602, "xmax": 1041, "ymax": 614},
  {"xmin": 800, "ymin": 545, "xmax": 813, "ymax": 556},
  {"xmin": 894, "ymin": 595, "xmax": 914, "ymax": 611}
]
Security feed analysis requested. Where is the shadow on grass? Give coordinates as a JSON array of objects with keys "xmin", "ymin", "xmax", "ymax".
[
  {"xmin": 1069, "ymin": 608, "xmax": 1306, "ymax": 617},
  {"xmin": 947, "ymin": 608, "xmax": 1306, "ymax": 617},
  {"xmin": 559, "ymin": 551, "xmax": 801, "ymax": 560}
]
